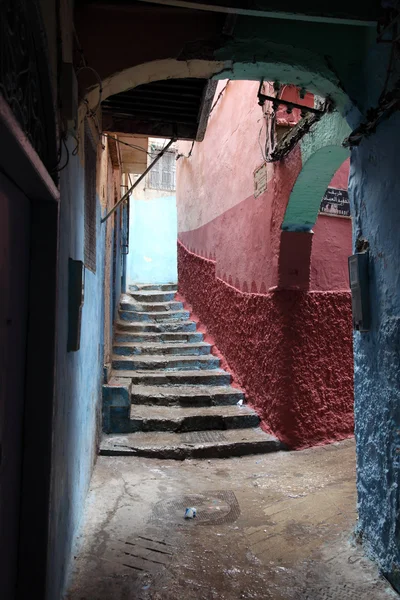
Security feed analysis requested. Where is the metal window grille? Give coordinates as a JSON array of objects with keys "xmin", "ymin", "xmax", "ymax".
[
  {"xmin": 148, "ymin": 148, "xmax": 176, "ymax": 191},
  {"xmin": 84, "ymin": 124, "xmax": 97, "ymax": 272}
]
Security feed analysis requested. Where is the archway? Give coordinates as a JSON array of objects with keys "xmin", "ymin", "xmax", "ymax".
[
  {"xmin": 282, "ymin": 111, "xmax": 351, "ymax": 232},
  {"xmin": 277, "ymin": 111, "xmax": 350, "ymax": 289}
]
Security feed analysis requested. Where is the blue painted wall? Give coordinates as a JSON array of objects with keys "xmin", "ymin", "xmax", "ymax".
[
  {"xmin": 46, "ymin": 139, "xmax": 121, "ymax": 599},
  {"xmin": 351, "ymin": 113, "xmax": 400, "ymax": 589},
  {"xmin": 126, "ymin": 196, "xmax": 177, "ymax": 285}
]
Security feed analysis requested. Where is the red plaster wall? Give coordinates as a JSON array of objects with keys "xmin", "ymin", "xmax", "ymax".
[
  {"xmin": 176, "ymin": 82, "xmax": 354, "ymax": 448},
  {"xmin": 179, "ymin": 145, "xmax": 302, "ymax": 293},
  {"xmin": 177, "ymin": 82, "xmax": 352, "ymax": 293},
  {"xmin": 178, "ymin": 242, "xmax": 354, "ymax": 448}
]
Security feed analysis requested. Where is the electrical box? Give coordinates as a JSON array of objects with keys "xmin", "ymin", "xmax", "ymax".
[
  {"xmin": 67, "ymin": 259, "xmax": 85, "ymax": 351},
  {"xmin": 348, "ymin": 252, "xmax": 370, "ymax": 332}
]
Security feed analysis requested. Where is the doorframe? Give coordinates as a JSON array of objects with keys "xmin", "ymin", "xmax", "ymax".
[{"xmin": 0, "ymin": 95, "xmax": 60, "ymax": 599}]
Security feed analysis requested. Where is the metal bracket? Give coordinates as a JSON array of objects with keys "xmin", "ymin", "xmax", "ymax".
[{"xmin": 257, "ymin": 81, "xmax": 331, "ymax": 117}]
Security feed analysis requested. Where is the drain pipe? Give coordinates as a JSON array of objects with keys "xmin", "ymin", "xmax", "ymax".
[{"xmin": 101, "ymin": 138, "xmax": 175, "ymax": 223}]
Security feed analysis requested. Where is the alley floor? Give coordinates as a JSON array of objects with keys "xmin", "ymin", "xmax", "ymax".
[{"xmin": 65, "ymin": 439, "xmax": 396, "ymax": 600}]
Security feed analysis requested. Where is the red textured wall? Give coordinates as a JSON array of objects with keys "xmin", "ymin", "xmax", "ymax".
[{"xmin": 178, "ymin": 241, "xmax": 354, "ymax": 449}]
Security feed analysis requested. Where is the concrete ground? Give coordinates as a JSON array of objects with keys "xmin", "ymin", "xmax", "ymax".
[{"xmin": 65, "ymin": 439, "xmax": 397, "ymax": 600}]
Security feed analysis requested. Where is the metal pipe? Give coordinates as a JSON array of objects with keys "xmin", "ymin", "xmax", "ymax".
[
  {"xmin": 101, "ymin": 138, "xmax": 175, "ymax": 223},
  {"xmin": 257, "ymin": 91, "xmax": 330, "ymax": 116}
]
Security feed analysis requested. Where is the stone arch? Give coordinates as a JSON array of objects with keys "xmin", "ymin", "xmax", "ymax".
[
  {"xmin": 85, "ymin": 57, "xmax": 352, "ymax": 255},
  {"xmin": 281, "ymin": 111, "xmax": 351, "ymax": 232},
  {"xmin": 86, "ymin": 56, "xmax": 350, "ymax": 113},
  {"xmin": 86, "ymin": 59, "xmax": 226, "ymax": 109}
]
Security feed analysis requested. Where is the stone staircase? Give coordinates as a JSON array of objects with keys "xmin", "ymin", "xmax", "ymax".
[{"xmin": 101, "ymin": 283, "xmax": 282, "ymax": 459}]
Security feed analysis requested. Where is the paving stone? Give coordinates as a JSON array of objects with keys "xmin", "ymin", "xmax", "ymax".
[
  {"xmin": 110, "ymin": 369, "xmax": 232, "ymax": 386},
  {"xmin": 114, "ymin": 331, "xmax": 203, "ymax": 343},
  {"xmin": 119, "ymin": 309, "xmax": 190, "ymax": 322},
  {"xmin": 129, "ymin": 283, "xmax": 177, "ymax": 292},
  {"xmin": 99, "ymin": 428, "xmax": 282, "ymax": 459},
  {"xmin": 115, "ymin": 320, "xmax": 197, "ymax": 333},
  {"xmin": 128, "ymin": 290, "xmax": 177, "ymax": 302},
  {"xmin": 113, "ymin": 341, "xmax": 211, "ymax": 356},
  {"xmin": 112, "ymin": 354, "xmax": 221, "ymax": 371},
  {"xmin": 120, "ymin": 295, "xmax": 183, "ymax": 312},
  {"xmin": 130, "ymin": 384, "xmax": 244, "ymax": 406},
  {"xmin": 129, "ymin": 404, "xmax": 260, "ymax": 433}
]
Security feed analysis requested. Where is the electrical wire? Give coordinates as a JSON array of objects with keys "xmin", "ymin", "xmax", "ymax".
[
  {"xmin": 76, "ymin": 65, "xmax": 103, "ymax": 113},
  {"xmin": 103, "ymin": 133, "xmax": 152, "ymax": 157},
  {"xmin": 53, "ymin": 136, "xmax": 70, "ymax": 172},
  {"xmin": 71, "ymin": 28, "xmax": 104, "ymax": 153},
  {"xmin": 176, "ymin": 140, "xmax": 195, "ymax": 160},
  {"xmin": 209, "ymin": 80, "xmax": 230, "ymax": 115},
  {"xmin": 258, "ymin": 122, "xmax": 266, "ymax": 162}
]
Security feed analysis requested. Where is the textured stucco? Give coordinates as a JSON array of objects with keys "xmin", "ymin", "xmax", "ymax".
[
  {"xmin": 178, "ymin": 241, "xmax": 353, "ymax": 449},
  {"xmin": 351, "ymin": 113, "xmax": 400, "ymax": 591},
  {"xmin": 47, "ymin": 135, "xmax": 122, "ymax": 599},
  {"xmin": 311, "ymin": 214, "xmax": 352, "ymax": 290}
]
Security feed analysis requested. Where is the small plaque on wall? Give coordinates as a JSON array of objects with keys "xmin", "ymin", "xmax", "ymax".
[
  {"xmin": 254, "ymin": 163, "xmax": 267, "ymax": 198},
  {"xmin": 319, "ymin": 187, "xmax": 351, "ymax": 218}
]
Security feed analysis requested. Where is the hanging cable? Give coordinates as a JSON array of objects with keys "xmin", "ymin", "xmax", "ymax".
[
  {"xmin": 258, "ymin": 122, "xmax": 266, "ymax": 162},
  {"xmin": 101, "ymin": 138, "xmax": 175, "ymax": 223},
  {"xmin": 76, "ymin": 66, "xmax": 103, "ymax": 113},
  {"xmin": 103, "ymin": 133, "xmax": 152, "ymax": 157},
  {"xmin": 176, "ymin": 140, "xmax": 195, "ymax": 160},
  {"xmin": 53, "ymin": 136, "xmax": 70, "ymax": 173},
  {"xmin": 209, "ymin": 80, "xmax": 230, "ymax": 115}
]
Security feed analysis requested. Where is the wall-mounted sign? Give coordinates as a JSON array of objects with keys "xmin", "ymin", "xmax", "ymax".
[
  {"xmin": 319, "ymin": 187, "xmax": 351, "ymax": 218},
  {"xmin": 254, "ymin": 163, "xmax": 267, "ymax": 198}
]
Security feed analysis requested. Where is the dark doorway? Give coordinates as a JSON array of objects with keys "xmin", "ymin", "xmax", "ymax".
[{"xmin": 0, "ymin": 173, "xmax": 31, "ymax": 599}]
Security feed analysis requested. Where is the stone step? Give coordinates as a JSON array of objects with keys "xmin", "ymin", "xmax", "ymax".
[
  {"xmin": 114, "ymin": 331, "xmax": 204, "ymax": 344},
  {"xmin": 119, "ymin": 309, "xmax": 190, "ymax": 322},
  {"xmin": 100, "ymin": 428, "xmax": 283, "ymax": 459},
  {"xmin": 129, "ymin": 404, "xmax": 260, "ymax": 433},
  {"xmin": 110, "ymin": 369, "xmax": 232, "ymax": 386},
  {"xmin": 115, "ymin": 320, "xmax": 197, "ymax": 333},
  {"xmin": 113, "ymin": 341, "xmax": 211, "ymax": 356},
  {"xmin": 130, "ymin": 384, "xmax": 244, "ymax": 406},
  {"xmin": 129, "ymin": 283, "xmax": 177, "ymax": 292},
  {"xmin": 129, "ymin": 290, "xmax": 177, "ymax": 303},
  {"xmin": 112, "ymin": 354, "xmax": 220, "ymax": 371},
  {"xmin": 120, "ymin": 300, "xmax": 183, "ymax": 312}
]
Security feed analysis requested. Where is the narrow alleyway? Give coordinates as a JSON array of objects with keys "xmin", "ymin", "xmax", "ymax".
[
  {"xmin": 65, "ymin": 439, "xmax": 395, "ymax": 600},
  {"xmin": 102, "ymin": 284, "xmax": 281, "ymax": 457}
]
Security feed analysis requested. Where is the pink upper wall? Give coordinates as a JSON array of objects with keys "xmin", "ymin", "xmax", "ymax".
[{"xmin": 177, "ymin": 81, "xmax": 352, "ymax": 292}]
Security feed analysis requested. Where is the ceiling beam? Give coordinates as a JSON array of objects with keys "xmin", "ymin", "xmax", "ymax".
[{"xmin": 133, "ymin": 0, "xmax": 376, "ymax": 26}]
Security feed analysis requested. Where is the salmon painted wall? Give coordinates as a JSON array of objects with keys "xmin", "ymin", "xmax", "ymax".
[
  {"xmin": 176, "ymin": 81, "xmax": 353, "ymax": 448},
  {"xmin": 177, "ymin": 81, "xmax": 351, "ymax": 293}
]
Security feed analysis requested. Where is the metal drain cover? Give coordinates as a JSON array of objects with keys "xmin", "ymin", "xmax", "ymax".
[
  {"xmin": 182, "ymin": 431, "xmax": 227, "ymax": 443},
  {"xmin": 152, "ymin": 490, "xmax": 240, "ymax": 526},
  {"xmin": 101, "ymin": 535, "xmax": 174, "ymax": 575}
]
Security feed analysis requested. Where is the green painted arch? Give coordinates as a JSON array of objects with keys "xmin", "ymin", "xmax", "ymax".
[{"xmin": 282, "ymin": 111, "xmax": 351, "ymax": 232}]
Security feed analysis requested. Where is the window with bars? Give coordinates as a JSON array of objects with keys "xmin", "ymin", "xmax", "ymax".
[
  {"xmin": 147, "ymin": 147, "xmax": 176, "ymax": 191},
  {"xmin": 84, "ymin": 124, "xmax": 97, "ymax": 272}
]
